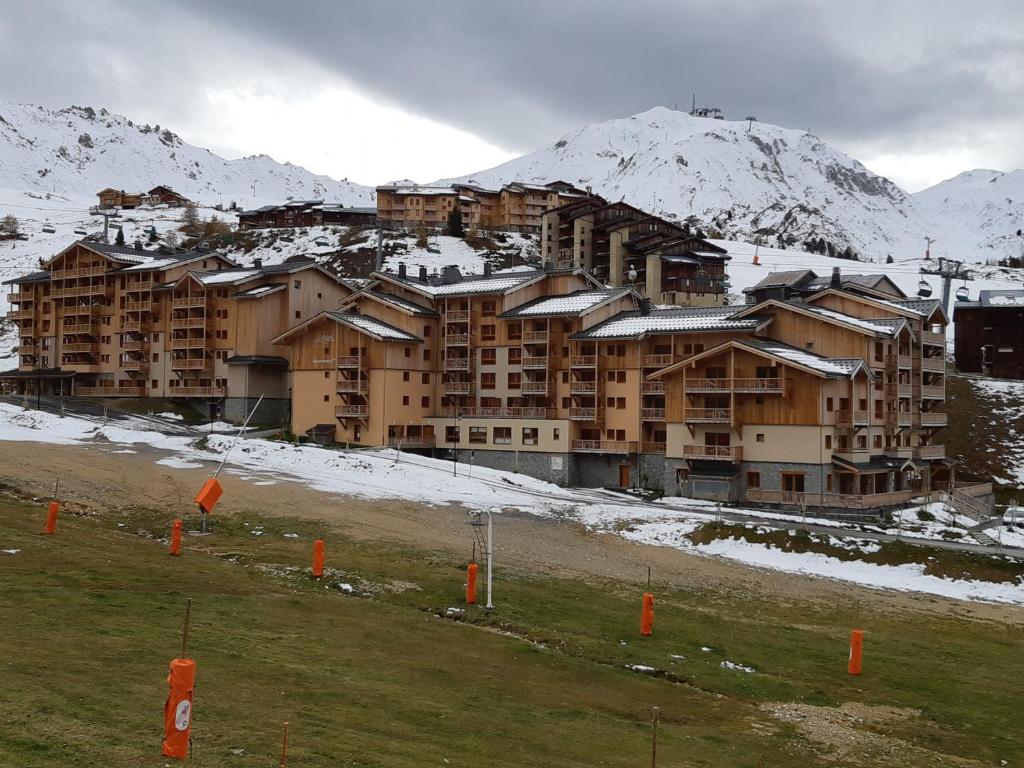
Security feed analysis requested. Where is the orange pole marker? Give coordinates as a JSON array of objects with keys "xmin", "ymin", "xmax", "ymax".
[
  {"xmin": 193, "ymin": 477, "xmax": 223, "ymax": 514},
  {"xmin": 640, "ymin": 592, "xmax": 655, "ymax": 636},
  {"xmin": 312, "ymin": 539, "xmax": 325, "ymax": 578},
  {"xmin": 43, "ymin": 500, "xmax": 59, "ymax": 535},
  {"xmin": 848, "ymin": 629, "xmax": 864, "ymax": 675},
  {"xmin": 466, "ymin": 562, "xmax": 478, "ymax": 604},
  {"xmin": 162, "ymin": 657, "xmax": 196, "ymax": 758},
  {"xmin": 169, "ymin": 520, "xmax": 183, "ymax": 556},
  {"xmin": 752, "ymin": 253, "xmax": 760, "ymax": 265}
]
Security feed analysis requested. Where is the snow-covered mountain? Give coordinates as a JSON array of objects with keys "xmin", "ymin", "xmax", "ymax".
[
  {"xmin": 445, "ymin": 106, "xmax": 1022, "ymax": 262},
  {"xmin": 0, "ymin": 102, "xmax": 374, "ymax": 207}
]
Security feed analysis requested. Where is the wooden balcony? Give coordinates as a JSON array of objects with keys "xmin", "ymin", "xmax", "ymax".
[
  {"xmin": 684, "ymin": 408, "xmax": 731, "ymax": 423},
  {"xmin": 121, "ymin": 358, "xmax": 150, "ymax": 372},
  {"xmin": 62, "ymin": 362, "xmax": 100, "ymax": 373},
  {"xmin": 521, "ymin": 381, "xmax": 548, "ymax": 394},
  {"xmin": 886, "ymin": 382, "xmax": 913, "ymax": 398},
  {"xmin": 569, "ymin": 380, "xmax": 598, "ymax": 394},
  {"xmin": 641, "ymin": 380, "xmax": 665, "ymax": 394},
  {"xmin": 745, "ymin": 488, "xmax": 917, "ymax": 509},
  {"xmin": 921, "ymin": 356, "xmax": 945, "ymax": 372},
  {"xmin": 15, "ymin": 343, "xmax": 37, "ymax": 354},
  {"xmin": 885, "ymin": 411, "xmax": 913, "ymax": 428},
  {"xmin": 733, "ymin": 378, "xmax": 783, "ymax": 393},
  {"xmin": 570, "ymin": 355, "xmax": 597, "ymax": 368},
  {"xmin": 8, "ymin": 291, "xmax": 34, "ymax": 303},
  {"xmin": 121, "ymin": 340, "xmax": 148, "ymax": 351},
  {"xmin": 445, "ymin": 357, "xmax": 471, "ymax": 372},
  {"xmin": 124, "ymin": 301, "xmax": 151, "ymax": 313},
  {"xmin": 916, "ymin": 445, "xmax": 946, "ymax": 460},
  {"xmin": 522, "ymin": 356, "xmax": 548, "ymax": 369},
  {"xmin": 125, "ymin": 280, "xmax": 154, "ymax": 293},
  {"xmin": 681, "ymin": 444, "xmax": 742, "ymax": 461},
  {"xmin": 6, "ymin": 309, "xmax": 33, "ymax": 320},
  {"xmin": 170, "ymin": 317, "xmax": 208, "ymax": 330},
  {"xmin": 75, "ymin": 385, "xmax": 148, "ymax": 397},
  {"xmin": 121, "ymin": 320, "xmax": 151, "ymax": 332},
  {"xmin": 335, "ymin": 379, "xmax": 368, "ymax": 394},
  {"xmin": 61, "ymin": 322, "xmax": 95, "ymax": 334},
  {"xmin": 442, "ymin": 380, "xmax": 473, "ymax": 394},
  {"xmin": 686, "ymin": 378, "xmax": 730, "ymax": 393},
  {"xmin": 52, "ymin": 284, "xmax": 109, "ymax": 299},
  {"xmin": 885, "ymin": 354, "xmax": 912, "ymax": 369},
  {"xmin": 918, "ymin": 411, "xmax": 947, "ymax": 428},
  {"xmin": 172, "ymin": 296, "xmax": 207, "ymax": 308},
  {"xmin": 920, "ymin": 330, "xmax": 945, "ymax": 346},
  {"xmin": 921, "ymin": 384, "xmax": 945, "ymax": 399},
  {"xmin": 335, "ymin": 404, "xmax": 370, "ymax": 418},
  {"xmin": 835, "ymin": 409, "xmax": 870, "ymax": 426},
  {"xmin": 336, "ymin": 356, "xmax": 362, "ymax": 368},
  {"xmin": 171, "ymin": 338, "xmax": 208, "ymax": 350},
  {"xmin": 832, "ymin": 448, "xmax": 872, "ymax": 463},
  {"xmin": 62, "ymin": 342, "xmax": 99, "ymax": 354},
  {"xmin": 571, "ymin": 439, "xmax": 637, "ymax": 454},
  {"xmin": 171, "ymin": 358, "xmax": 211, "ymax": 371},
  {"xmin": 641, "ymin": 408, "xmax": 666, "ymax": 421},
  {"xmin": 445, "ymin": 333, "xmax": 469, "ymax": 345},
  {"xmin": 439, "ymin": 406, "xmax": 551, "ymax": 419},
  {"xmin": 523, "ymin": 330, "xmax": 549, "ymax": 343},
  {"xmin": 641, "ymin": 441, "xmax": 666, "ymax": 454},
  {"xmin": 52, "ymin": 265, "xmax": 107, "ymax": 279},
  {"xmin": 445, "ymin": 310, "xmax": 470, "ymax": 322},
  {"xmin": 568, "ymin": 407, "xmax": 597, "ymax": 420},
  {"xmin": 641, "ymin": 354, "xmax": 674, "ymax": 367}
]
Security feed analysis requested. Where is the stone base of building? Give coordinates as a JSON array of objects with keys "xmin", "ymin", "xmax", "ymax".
[{"xmin": 224, "ymin": 396, "xmax": 290, "ymax": 426}]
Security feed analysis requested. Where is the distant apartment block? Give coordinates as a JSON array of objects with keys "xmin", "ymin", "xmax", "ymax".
[
  {"xmin": 953, "ymin": 289, "xmax": 1024, "ymax": 378},
  {"xmin": 237, "ymin": 201, "xmax": 377, "ymax": 230}
]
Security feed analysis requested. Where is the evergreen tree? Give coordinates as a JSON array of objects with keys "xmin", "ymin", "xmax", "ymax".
[
  {"xmin": 886, "ymin": 255, "xmax": 894, "ymax": 264},
  {"xmin": 115, "ymin": 227, "xmax": 125, "ymax": 246},
  {"xmin": 147, "ymin": 228, "xmax": 159, "ymax": 244},
  {"xmin": 446, "ymin": 207, "xmax": 464, "ymax": 238}
]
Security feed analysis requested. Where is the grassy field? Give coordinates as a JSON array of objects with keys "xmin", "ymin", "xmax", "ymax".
[{"xmin": 0, "ymin": 490, "xmax": 1022, "ymax": 766}]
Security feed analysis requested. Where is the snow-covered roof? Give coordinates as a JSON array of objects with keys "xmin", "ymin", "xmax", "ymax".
[
  {"xmin": 795, "ymin": 304, "xmax": 903, "ymax": 336},
  {"xmin": 234, "ymin": 283, "xmax": 286, "ymax": 299},
  {"xmin": 364, "ymin": 291, "xmax": 438, "ymax": 316},
  {"xmin": 958, "ymin": 289, "xmax": 1024, "ymax": 309},
  {"xmin": 500, "ymin": 288, "xmax": 632, "ymax": 318},
  {"xmin": 328, "ymin": 312, "xmax": 421, "ymax": 342},
  {"xmin": 375, "ymin": 269, "xmax": 547, "ymax": 298},
  {"xmin": 572, "ymin": 306, "xmax": 763, "ymax": 340},
  {"xmin": 377, "ymin": 184, "xmax": 456, "ymax": 196},
  {"xmin": 192, "ymin": 268, "xmax": 262, "ymax": 285},
  {"xmin": 743, "ymin": 269, "xmax": 816, "ymax": 292},
  {"xmin": 740, "ymin": 339, "xmax": 864, "ymax": 377}
]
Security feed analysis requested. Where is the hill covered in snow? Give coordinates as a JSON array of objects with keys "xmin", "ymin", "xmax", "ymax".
[
  {"xmin": 446, "ymin": 106, "xmax": 1024, "ymax": 263},
  {"xmin": 0, "ymin": 102, "xmax": 374, "ymax": 208}
]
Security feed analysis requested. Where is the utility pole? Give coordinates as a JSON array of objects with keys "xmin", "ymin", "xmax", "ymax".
[
  {"xmin": 920, "ymin": 256, "xmax": 972, "ymax": 317},
  {"xmin": 376, "ymin": 221, "xmax": 383, "ymax": 272},
  {"xmin": 252, "ymin": 179, "xmax": 257, "ymax": 199}
]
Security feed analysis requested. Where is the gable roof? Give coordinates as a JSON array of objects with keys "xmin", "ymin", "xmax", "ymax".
[
  {"xmin": 733, "ymin": 299, "xmax": 906, "ymax": 337},
  {"xmin": 371, "ymin": 268, "xmax": 552, "ymax": 298},
  {"xmin": 339, "ymin": 290, "xmax": 439, "ymax": 318},
  {"xmin": 272, "ymin": 310, "xmax": 422, "ymax": 345},
  {"xmin": 649, "ymin": 338, "xmax": 867, "ymax": 380},
  {"xmin": 803, "ymin": 273, "xmax": 906, "ymax": 299},
  {"xmin": 804, "ymin": 287, "xmax": 924, "ymax": 319},
  {"xmin": 499, "ymin": 288, "xmax": 634, "ymax": 319},
  {"xmin": 742, "ymin": 269, "xmax": 817, "ymax": 293},
  {"xmin": 570, "ymin": 306, "xmax": 766, "ymax": 340}
]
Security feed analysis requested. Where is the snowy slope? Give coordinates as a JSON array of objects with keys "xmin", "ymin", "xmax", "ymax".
[{"xmin": 0, "ymin": 103, "xmax": 374, "ymax": 207}]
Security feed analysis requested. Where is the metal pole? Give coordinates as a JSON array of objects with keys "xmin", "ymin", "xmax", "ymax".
[
  {"xmin": 279, "ymin": 720, "xmax": 289, "ymax": 768},
  {"xmin": 180, "ymin": 598, "xmax": 192, "ymax": 658},
  {"xmin": 485, "ymin": 509, "xmax": 494, "ymax": 610},
  {"xmin": 650, "ymin": 706, "xmax": 659, "ymax": 768},
  {"xmin": 212, "ymin": 394, "xmax": 264, "ymax": 480}
]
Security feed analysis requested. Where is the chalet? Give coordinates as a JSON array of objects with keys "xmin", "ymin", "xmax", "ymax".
[
  {"xmin": 148, "ymin": 186, "xmax": 191, "ymax": 207},
  {"xmin": 743, "ymin": 268, "xmax": 905, "ymax": 304},
  {"xmin": 236, "ymin": 201, "xmax": 376, "ymax": 230},
  {"xmin": 96, "ymin": 188, "xmax": 149, "ymax": 209},
  {"xmin": 953, "ymin": 290, "xmax": 1024, "ymax": 378}
]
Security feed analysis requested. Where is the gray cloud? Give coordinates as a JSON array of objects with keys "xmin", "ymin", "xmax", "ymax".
[{"xmin": 2, "ymin": 0, "xmax": 1023, "ymax": 186}]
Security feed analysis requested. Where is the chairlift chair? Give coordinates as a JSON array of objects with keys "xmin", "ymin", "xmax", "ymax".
[
  {"xmin": 314, "ymin": 237, "xmax": 330, "ymax": 247},
  {"xmin": 41, "ymin": 221, "xmax": 56, "ymax": 234},
  {"xmin": 73, "ymin": 227, "xmax": 88, "ymax": 236},
  {"xmin": 955, "ymin": 285, "xmax": 970, "ymax": 302}
]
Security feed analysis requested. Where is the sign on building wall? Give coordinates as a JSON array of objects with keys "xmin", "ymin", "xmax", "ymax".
[{"xmin": 551, "ymin": 456, "xmax": 563, "ymax": 471}]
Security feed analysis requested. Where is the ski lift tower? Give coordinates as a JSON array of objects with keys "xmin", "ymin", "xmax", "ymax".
[
  {"xmin": 920, "ymin": 256, "xmax": 973, "ymax": 316},
  {"xmin": 89, "ymin": 205, "xmax": 121, "ymax": 241}
]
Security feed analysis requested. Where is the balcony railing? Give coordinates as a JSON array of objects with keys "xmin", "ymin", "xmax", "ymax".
[
  {"xmin": 641, "ymin": 408, "xmax": 666, "ymax": 421},
  {"xmin": 570, "ymin": 355, "xmax": 597, "ymax": 367},
  {"xmin": 439, "ymin": 406, "xmax": 551, "ymax": 419},
  {"xmin": 681, "ymin": 444, "xmax": 742, "ymax": 461},
  {"xmin": 442, "ymin": 381, "xmax": 473, "ymax": 394},
  {"xmin": 6, "ymin": 309, "xmax": 33, "ymax": 320},
  {"xmin": 172, "ymin": 296, "xmax": 207, "ymax": 307},
  {"xmin": 121, "ymin": 340, "xmax": 147, "ymax": 351},
  {"xmin": 886, "ymin": 382, "xmax": 913, "ymax": 398},
  {"xmin": 521, "ymin": 381, "xmax": 548, "ymax": 394},
  {"xmin": 641, "ymin": 441, "xmax": 667, "ymax": 454},
  {"xmin": 61, "ymin": 322, "xmax": 94, "ymax": 334},
  {"xmin": 920, "ymin": 330, "xmax": 945, "ymax": 346},
  {"xmin": 170, "ymin": 317, "xmax": 207, "ymax": 330},
  {"xmin": 921, "ymin": 356, "xmax": 945, "ymax": 372},
  {"xmin": 641, "ymin": 354, "xmax": 674, "ymax": 367},
  {"xmin": 835, "ymin": 409, "xmax": 870, "ymax": 426},
  {"xmin": 523, "ymin": 331, "xmax": 549, "ymax": 343},
  {"xmin": 61, "ymin": 362, "xmax": 100, "ymax": 372},
  {"xmin": 918, "ymin": 411, "xmax": 947, "ymax": 428},
  {"xmin": 445, "ymin": 310, "xmax": 470, "ymax": 322},
  {"xmin": 336, "ymin": 356, "xmax": 361, "ymax": 368},
  {"xmin": 121, "ymin": 320, "xmax": 151, "ymax": 332},
  {"xmin": 745, "ymin": 489, "xmax": 918, "ymax": 509},
  {"xmin": 171, "ymin": 338, "xmax": 208, "ymax": 349},
  {"xmin": 52, "ymin": 285, "xmax": 109, "ymax": 299},
  {"xmin": 886, "ymin": 354, "xmax": 912, "ymax": 369},
  {"xmin": 15, "ymin": 343, "xmax": 38, "ymax": 354},
  {"xmin": 684, "ymin": 408, "xmax": 731, "ymax": 423},
  {"xmin": 886, "ymin": 411, "xmax": 913, "ymax": 427},
  {"xmin": 571, "ymin": 439, "xmax": 637, "ymax": 454},
  {"xmin": 445, "ymin": 357, "xmax": 471, "ymax": 371},
  {"xmin": 335, "ymin": 404, "xmax": 370, "ymax": 418},
  {"xmin": 917, "ymin": 445, "xmax": 946, "ymax": 460},
  {"xmin": 171, "ymin": 358, "xmax": 211, "ymax": 371},
  {"xmin": 921, "ymin": 384, "xmax": 945, "ymax": 399},
  {"xmin": 445, "ymin": 334, "xmax": 469, "ymax": 345},
  {"xmin": 51, "ymin": 266, "xmax": 107, "ymax": 279},
  {"xmin": 570, "ymin": 380, "xmax": 598, "ymax": 393},
  {"xmin": 568, "ymin": 407, "xmax": 597, "ymax": 420},
  {"xmin": 641, "ymin": 380, "xmax": 665, "ymax": 394},
  {"xmin": 522, "ymin": 356, "xmax": 548, "ymax": 369},
  {"xmin": 62, "ymin": 342, "xmax": 99, "ymax": 354},
  {"xmin": 686, "ymin": 378, "xmax": 730, "ymax": 392},
  {"xmin": 733, "ymin": 378, "xmax": 783, "ymax": 393},
  {"xmin": 75, "ymin": 386, "xmax": 148, "ymax": 397},
  {"xmin": 125, "ymin": 280, "xmax": 154, "ymax": 292},
  {"xmin": 124, "ymin": 301, "xmax": 151, "ymax": 313},
  {"xmin": 121, "ymin": 359, "xmax": 149, "ymax": 372},
  {"xmin": 8, "ymin": 291, "xmax": 33, "ymax": 303},
  {"xmin": 335, "ymin": 379, "xmax": 368, "ymax": 393}
]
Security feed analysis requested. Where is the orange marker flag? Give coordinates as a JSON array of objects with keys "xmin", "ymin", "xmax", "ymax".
[
  {"xmin": 466, "ymin": 562, "xmax": 478, "ymax": 604},
  {"xmin": 193, "ymin": 477, "xmax": 223, "ymax": 514},
  {"xmin": 848, "ymin": 629, "xmax": 864, "ymax": 675},
  {"xmin": 169, "ymin": 520, "xmax": 182, "ymax": 556},
  {"xmin": 43, "ymin": 500, "xmax": 59, "ymax": 535},
  {"xmin": 640, "ymin": 592, "xmax": 655, "ymax": 636},
  {"xmin": 312, "ymin": 539, "xmax": 325, "ymax": 578}
]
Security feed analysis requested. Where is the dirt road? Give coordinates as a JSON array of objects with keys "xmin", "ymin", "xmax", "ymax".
[{"xmin": 2, "ymin": 438, "xmax": 1020, "ymax": 626}]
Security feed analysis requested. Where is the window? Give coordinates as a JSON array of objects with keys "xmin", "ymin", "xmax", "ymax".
[
  {"xmin": 507, "ymin": 372, "xmax": 521, "ymax": 389},
  {"xmin": 553, "ymin": 428, "xmax": 560, "ymax": 441},
  {"xmin": 317, "ymin": 292, "xmax": 322, "ymax": 299},
  {"xmin": 421, "ymin": 373, "xmax": 430, "ymax": 384},
  {"xmin": 424, "ymin": 325, "xmax": 431, "ymax": 337},
  {"xmin": 293, "ymin": 280, "xmax": 302, "ymax": 289},
  {"xmin": 508, "ymin": 348, "xmax": 521, "ymax": 364},
  {"xmin": 469, "ymin": 426, "xmax": 487, "ymax": 444},
  {"xmin": 482, "ymin": 301, "xmax": 496, "ymax": 316},
  {"xmin": 481, "ymin": 348, "xmax": 496, "ymax": 365},
  {"xmin": 782, "ymin": 473, "xmax": 805, "ymax": 492},
  {"xmin": 153, "ymin": 333, "xmax": 160, "ymax": 342},
  {"xmin": 561, "ymin": 397, "xmax": 570, "ymax": 409},
  {"xmin": 481, "ymin": 372, "xmax": 496, "ymax": 390},
  {"xmin": 507, "ymin": 322, "xmax": 521, "ymax": 340},
  {"xmin": 446, "ymin": 426, "xmax": 460, "ymax": 443},
  {"xmin": 746, "ymin": 471, "xmax": 760, "ymax": 488},
  {"xmin": 402, "ymin": 396, "xmax": 410, "ymax": 405},
  {"xmin": 481, "ymin": 325, "xmax": 496, "ymax": 341},
  {"xmin": 494, "ymin": 427, "xmax": 512, "ymax": 445},
  {"xmin": 323, "ymin": 395, "xmax": 329, "ymax": 402},
  {"xmin": 423, "ymin": 349, "xmax": 431, "ymax": 361},
  {"xmin": 294, "ymin": 311, "xmax": 301, "ymax": 319},
  {"xmin": 421, "ymin": 396, "xmax": 430, "ymax": 408},
  {"xmin": 325, "ymin": 371, "xmax": 330, "ymax": 379},
  {"xmin": 873, "ymin": 434, "xmax": 882, "ymax": 449},
  {"xmin": 403, "ymin": 371, "xmax": 410, "ymax": 382},
  {"xmin": 825, "ymin": 434, "xmax": 832, "ymax": 449},
  {"xmin": 606, "ymin": 397, "xmax": 615, "ymax": 408},
  {"xmin": 151, "ymin": 380, "xmax": 158, "ymax": 389},
  {"xmin": 857, "ymin": 435, "xmax": 867, "ymax": 449},
  {"xmin": 404, "ymin": 347, "xmax": 411, "ymax": 358},
  {"xmin": 756, "ymin": 433, "xmax": 765, "ymax": 443},
  {"xmin": 616, "ymin": 370, "xmax": 626, "ymax": 383},
  {"xmin": 152, "ymin": 353, "xmax": 159, "ymax": 362},
  {"xmin": 826, "ymin": 397, "xmax": 834, "ymax": 412},
  {"xmin": 522, "ymin": 427, "xmax": 538, "ymax": 445},
  {"xmin": 616, "ymin": 397, "xmax": 626, "ymax": 409}
]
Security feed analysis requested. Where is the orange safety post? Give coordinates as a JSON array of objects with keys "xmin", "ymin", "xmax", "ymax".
[
  {"xmin": 640, "ymin": 592, "xmax": 655, "ymax": 636},
  {"xmin": 43, "ymin": 500, "xmax": 59, "ymax": 535},
  {"xmin": 466, "ymin": 561, "xmax": 478, "ymax": 604},
  {"xmin": 312, "ymin": 539, "xmax": 325, "ymax": 578},
  {"xmin": 193, "ymin": 477, "xmax": 223, "ymax": 514},
  {"xmin": 752, "ymin": 253, "xmax": 760, "ymax": 265},
  {"xmin": 169, "ymin": 520, "xmax": 183, "ymax": 556},
  {"xmin": 162, "ymin": 657, "xmax": 196, "ymax": 758},
  {"xmin": 848, "ymin": 629, "xmax": 864, "ymax": 675}
]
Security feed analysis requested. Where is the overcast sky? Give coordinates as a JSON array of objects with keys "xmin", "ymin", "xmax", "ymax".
[{"xmin": 1, "ymin": 0, "xmax": 1022, "ymax": 191}]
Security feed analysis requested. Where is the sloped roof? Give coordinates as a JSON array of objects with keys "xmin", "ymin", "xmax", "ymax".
[
  {"xmin": 272, "ymin": 310, "xmax": 422, "ymax": 345},
  {"xmin": 743, "ymin": 269, "xmax": 816, "ymax": 292},
  {"xmin": 571, "ymin": 306, "xmax": 763, "ymax": 340},
  {"xmin": 233, "ymin": 283, "xmax": 287, "ymax": 299},
  {"xmin": 650, "ymin": 338, "xmax": 866, "ymax": 380},
  {"xmin": 955, "ymin": 289, "xmax": 1024, "ymax": 310},
  {"xmin": 499, "ymin": 288, "xmax": 633, "ymax": 318},
  {"xmin": 2, "ymin": 270, "xmax": 50, "ymax": 285},
  {"xmin": 373, "ymin": 268, "xmax": 550, "ymax": 298}
]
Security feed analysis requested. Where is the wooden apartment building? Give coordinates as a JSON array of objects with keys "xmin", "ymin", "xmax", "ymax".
[
  {"xmin": 541, "ymin": 200, "xmax": 731, "ymax": 308},
  {"xmin": 97, "ymin": 186, "xmax": 191, "ymax": 209},
  {"xmin": 277, "ymin": 263, "xmax": 951, "ymax": 511},
  {"xmin": 953, "ymin": 290, "xmax": 1024, "ymax": 379},
  {"xmin": 2, "ymin": 239, "xmax": 352, "ymax": 422},
  {"xmin": 376, "ymin": 181, "xmax": 594, "ymax": 234},
  {"xmin": 237, "ymin": 201, "xmax": 377, "ymax": 230}
]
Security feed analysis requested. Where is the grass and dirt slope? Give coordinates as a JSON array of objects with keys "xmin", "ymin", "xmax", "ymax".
[{"xmin": 0, "ymin": 483, "xmax": 1021, "ymax": 767}]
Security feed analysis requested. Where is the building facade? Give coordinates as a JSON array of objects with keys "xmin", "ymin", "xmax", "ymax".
[
  {"xmin": 237, "ymin": 201, "xmax": 377, "ymax": 230},
  {"xmin": 2, "ymin": 240, "xmax": 353, "ymax": 422},
  {"xmin": 278, "ymin": 263, "xmax": 950, "ymax": 510},
  {"xmin": 953, "ymin": 290, "xmax": 1024, "ymax": 378}
]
